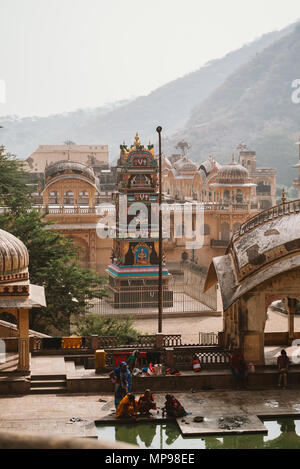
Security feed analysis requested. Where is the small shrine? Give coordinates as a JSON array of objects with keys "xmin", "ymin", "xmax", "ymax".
[{"xmin": 106, "ymin": 133, "xmax": 173, "ymax": 308}]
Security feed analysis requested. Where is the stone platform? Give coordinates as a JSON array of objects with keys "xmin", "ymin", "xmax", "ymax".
[
  {"xmin": 96, "ymin": 411, "xmax": 267, "ymax": 437},
  {"xmin": 176, "ymin": 413, "xmax": 267, "ymax": 436},
  {"xmin": 1, "ymin": 389, "xmax": 300, "ymax": 440}
]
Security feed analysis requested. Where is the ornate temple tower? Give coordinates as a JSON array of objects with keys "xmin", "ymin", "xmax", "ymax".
[{"xmin": 106, "ymin": 133, "xmax": 173, "ymax": 308}]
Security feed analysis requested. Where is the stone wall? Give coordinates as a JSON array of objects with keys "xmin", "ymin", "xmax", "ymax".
[{"xmin": 183, "ymin": 262, "xmax": 222, "ymax": 311}]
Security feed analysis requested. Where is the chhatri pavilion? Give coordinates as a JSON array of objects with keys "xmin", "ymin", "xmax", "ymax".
[{"xmin": 0, "ymin": 229, "xmax": 46, "ymax": 372}]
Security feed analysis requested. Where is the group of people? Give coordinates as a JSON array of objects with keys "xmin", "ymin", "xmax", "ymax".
[
  {"xmin": 109, "ymin": 347, "xmax": 290, "ymax": 420},
  {"xmin": 115, "ymin": 391, "xmax": 187, "ymax": 420},
  {"xmin": 110, "ymin": 359, "xmax": 187, "ymax": 419},
  {"xmin": 230, "ymin": 348, "xmax": 290, "ymax": 389}
]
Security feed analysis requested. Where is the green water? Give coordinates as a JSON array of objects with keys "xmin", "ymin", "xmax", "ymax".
[{"xmin": 96, "ymin": 418, "xmax": 300, "ymax": 449}]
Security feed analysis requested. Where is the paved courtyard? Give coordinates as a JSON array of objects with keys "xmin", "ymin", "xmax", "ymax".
[
  {"xmin": 1, "ymin": 389, "xmax": 300, "ymax": 440},
  {"xmin": 133, "ymin": 309, "xmax": 299, "ymax": 344}
]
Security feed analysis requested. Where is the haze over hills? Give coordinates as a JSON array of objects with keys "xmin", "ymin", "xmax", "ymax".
[
  {"xmin": 0, "ymin": 22, "xmax": 295, "ymax": 166},
  {"xmin": 170, "ymin": 23, "xmax": 300, "ymax": 185}
]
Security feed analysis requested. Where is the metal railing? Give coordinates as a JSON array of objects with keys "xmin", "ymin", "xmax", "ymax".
[{"xmin": 90, "ymin": 283, "xmax": 214, "ymax": 316}]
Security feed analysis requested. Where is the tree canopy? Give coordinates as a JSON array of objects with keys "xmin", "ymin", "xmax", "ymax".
[{"xmin": 0, "ymin": 147, "xmax": 107, "ymax": 335}]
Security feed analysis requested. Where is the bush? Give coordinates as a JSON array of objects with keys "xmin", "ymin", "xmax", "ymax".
[{"xmin": 74, "ymin": 315, "xmax": 141, "ymax": 345}]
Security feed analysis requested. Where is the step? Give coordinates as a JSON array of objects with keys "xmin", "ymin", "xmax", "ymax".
[
  {"xmin": 31, "ymin": 380, "xmax": 67, "ymax": 388},
  {"xmin": 31, "ymin": 374, "xmax": 66, "ymax": 381},
  {"xmin": 30, "ymin": 386, "xmax": 67, "ymax": 394}
]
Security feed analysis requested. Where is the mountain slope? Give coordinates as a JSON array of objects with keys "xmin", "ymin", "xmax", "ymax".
[
  {"xmin": 0, "ymin": 22, "xmax": 295, "ymax": 160},
  {"xmin": 169, "ymin": 23, "xmax": 300, "ymax": 185}
]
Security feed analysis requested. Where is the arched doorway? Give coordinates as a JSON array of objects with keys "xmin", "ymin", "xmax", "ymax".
[
  {"xmin": 64, "ymin": 190, "xmax": 74, "ymax": 205},
  {"xmin": 221, "ymin": 222, "xmax": 230, "ymax": 241}
]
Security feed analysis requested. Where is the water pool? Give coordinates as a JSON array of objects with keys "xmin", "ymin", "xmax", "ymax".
[{"xmin": 96, "ymin": 418, "xmax": 300, "ymax": 449}]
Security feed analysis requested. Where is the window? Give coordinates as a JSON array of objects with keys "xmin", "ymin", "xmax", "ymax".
[
  {"xmin": 224, "ymin": 190, "xmax": 230, "ymax": 201},
  {"xmin": 200, "ymin": 224, "xmax": 210, "ymax": 235},
  {"xmin": 236, "ymin": 189, "xmax": 243, "ymax": 203},
  {"xmin": 221, "ymin": 222, "xmax": 230, "ymax": 241}
]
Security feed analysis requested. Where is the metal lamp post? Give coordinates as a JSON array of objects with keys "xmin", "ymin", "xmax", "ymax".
[{"xmin": 156, "ymin": 126, "xmax": 163, "ymax": 333}]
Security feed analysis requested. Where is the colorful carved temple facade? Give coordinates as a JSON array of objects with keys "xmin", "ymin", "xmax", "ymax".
[{"xmin": 106, "ymin": 133, "xmax": 173, "ymax": 308}]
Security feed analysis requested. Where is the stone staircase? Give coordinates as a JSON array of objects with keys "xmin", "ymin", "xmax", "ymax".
[{"xmin": 30, "ymin": 374, "xmax": 67, "ymax": 394}]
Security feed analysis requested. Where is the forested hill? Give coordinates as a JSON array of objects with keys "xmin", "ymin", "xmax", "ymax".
[
  {"xmin": 0, "ymin": 22, "xmax": 295, "ymax": 161},
  {"xmin": 168, "ymin": 23, "xmax": 300, "ymax": 185}
]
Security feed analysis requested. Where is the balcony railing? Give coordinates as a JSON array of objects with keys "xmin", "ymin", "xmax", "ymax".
[
  {"xmin": 233, "ymin": 199, "xmax": 300, "ymax": 240},
  {"xmin": 210, "ymin": 239, "xmax": 229, "ymax": 248}
]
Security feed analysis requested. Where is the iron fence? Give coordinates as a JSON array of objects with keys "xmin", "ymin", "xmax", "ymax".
[{"xmin": 89, "ymin": 282, "xmax": 214, "ymax": 316}]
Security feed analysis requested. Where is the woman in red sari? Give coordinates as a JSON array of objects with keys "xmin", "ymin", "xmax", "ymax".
[{"xmin": 163, "ymin": 394, "xmax": 187, "ymax": 418}]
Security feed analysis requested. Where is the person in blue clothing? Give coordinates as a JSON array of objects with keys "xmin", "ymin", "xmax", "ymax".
[{"xmin": 109, "ymin": 361, "xmax": 132, "ymax": 409}]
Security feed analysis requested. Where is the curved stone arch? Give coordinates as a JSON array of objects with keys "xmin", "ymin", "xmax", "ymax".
[
  {"xmin": 0, "ymin": 311, "xmax": 18, "ymax": 324},
  {"xmin": 224, "ymin": 189, "xmax": 230, "ymax": 202},
  {"xmin": 236, "ymin": 188, "xmax": 243, "ymax": 203},
  {"xmin": 43, "ymin": 177, "xmax": 98, "ymax": 207},
  {"xmin": 63, "ymin": 190, "xmax": 75, "ymax": 205},
  {"xmin": 66, "ymin": 235, "xmax": 90, "ymax": 265}
]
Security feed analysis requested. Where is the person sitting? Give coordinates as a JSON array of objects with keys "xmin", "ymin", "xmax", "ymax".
[
  {"xmin": 116, "ymin": 393, "xmax": 138, "ymax": 419},
  {"xmin": 138, "ymin": 389, "xmax": 157, "ymax": 416},
  {"xmin": 277, "ymin": 349, "xmax": 290, "ymax": 389},
  {"xmin": 230, "ymin": 348, "xmax": 248, "ymax": 388},
  {"xmin": 162, "ymin": 394, "xmax": 187, "ymax": 418}
]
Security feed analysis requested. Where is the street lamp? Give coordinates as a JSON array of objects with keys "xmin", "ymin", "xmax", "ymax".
[{"xmin": 156, "ymin": 126, "xmax": 163, "ymax": 333}]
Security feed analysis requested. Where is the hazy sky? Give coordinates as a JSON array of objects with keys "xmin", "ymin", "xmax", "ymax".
[{"xmin": 0, "ymin": 0, "xmax": 299, "ymax": 117}]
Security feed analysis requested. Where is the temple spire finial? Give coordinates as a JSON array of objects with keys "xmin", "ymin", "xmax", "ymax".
[{"xmin": 134, "ymin": 132, "xmax": 140, "ymax": 148}]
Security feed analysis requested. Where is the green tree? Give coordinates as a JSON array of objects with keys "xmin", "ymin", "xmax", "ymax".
[
  {"xmin": 0, "ymin": 146, "xmax": 31, "ymax": 215},
  {"xmin": 0, "ymin": 210, "xmax": 106, "ymax": 334},
  {"xmin": 0, "ymin": 150, "xmax": 107, "ymax": 335},
  {"xmin": 0, "ymin": 210, "xmax": 107, "ymax": 334},
  {"xmin": 74, "ymin": 315, "xmax": 141, "ymax": 345}
]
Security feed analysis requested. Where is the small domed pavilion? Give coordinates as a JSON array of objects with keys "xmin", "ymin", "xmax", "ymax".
[
  {"xmin": 210, "ymin": 156, "xmax": 256, "ymax": 205},
  {"xmin": 42, "ymin": 160, "xmax": 101, "ymax": 207},
  {"xmin": 0, "ymin": 229, "xmax": 46, "ymax": 372}
]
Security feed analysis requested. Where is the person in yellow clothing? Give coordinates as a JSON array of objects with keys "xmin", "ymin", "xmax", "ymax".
[{"xmin": 115, "ymin": 393, "xmax": 138, "ymax": 419}]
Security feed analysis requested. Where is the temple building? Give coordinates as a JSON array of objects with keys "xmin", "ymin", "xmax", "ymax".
[
  {"xmin": 23, "ymin": 144, "xmax": 116, "ymax": 202},
  {"xmin": 163, "ymin": 145, "xmax": 276, "ymax": 210},
  {"xmin": 26, "ymin": 144, "xmax": 109, "ymax": 175},
  {"xmin": 30, "ymin": 139, "xmax": 277, "ymax": 278},
  {"xmin": 238, "ymin": 148, "xmax": 277, "ymax": 210},
  {"xmin": 204, "ymin": 198, "xmax": 300, "ymax": 365},
  {"xmin": 41, "ymin": 160, "xmax": 111, "ymax": 272},
  {"xmin": 162, "ymin": 146, "xmax": 277, "ymax": 268},
  {"xmin": 106, "ymin": 134, "xmax": 173, "ymax": 308}
]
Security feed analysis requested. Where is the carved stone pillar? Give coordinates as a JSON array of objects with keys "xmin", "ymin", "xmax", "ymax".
[{"xmin": 288, "ymin": 298, "xmax": 296, "ymax": 345}]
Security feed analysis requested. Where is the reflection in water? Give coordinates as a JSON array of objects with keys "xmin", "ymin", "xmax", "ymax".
[
  {"xmin": 164, "ymin": 423, "xmax": 180, "ymax": 446},
  {"xmin": 115, "ymin": 423, "xmax": 139, "ymax": 447},
  {"xmin": 138, "ymin": 423, "xmax": 157, "ymax": 448},
  {"xmin": 98, "ymin": 418, "xmax": 300, "ymax": 449},
  {"xmin": 265, "ymin": 419, "xmax": 300, "ymax": 449}
]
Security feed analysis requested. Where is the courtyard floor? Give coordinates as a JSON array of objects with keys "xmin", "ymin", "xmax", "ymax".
[
  {"xmin": 1, "ymin": 389, "xmax": 300, "ymax": 440},
  {"xmin": 133, "ymin": 308, "xmax": 300, "ymax": 344}
]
